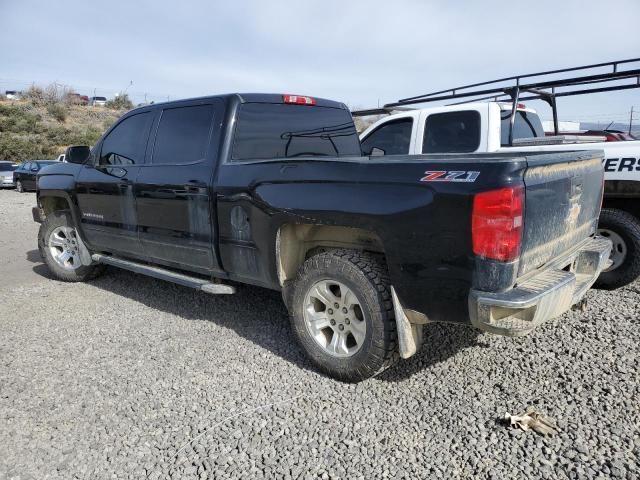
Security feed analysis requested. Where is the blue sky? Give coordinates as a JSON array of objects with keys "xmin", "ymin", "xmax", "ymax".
[{"xmin": 1, "ymin": 0, "xmax": 639, "ymax": 125}]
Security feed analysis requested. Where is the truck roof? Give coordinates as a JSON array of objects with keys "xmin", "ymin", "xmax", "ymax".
[
  {"xmin": 354, "ymin": 101, "xmax": 538, "ymax": 118},
  {"xmin": 131, "ymin": 93, "xmax": 349, "ymax": 113}
]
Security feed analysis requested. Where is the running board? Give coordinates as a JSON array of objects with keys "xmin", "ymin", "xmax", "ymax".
[{"xmin": 91, "ymin": 254, "xmax": 236, "ymax": 294}]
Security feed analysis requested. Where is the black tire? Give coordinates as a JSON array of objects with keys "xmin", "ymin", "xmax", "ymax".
[
  {"xmin": 288, "ymin": 249, "xmax": 398, "ymax": 382},
  {"xmin": 595, "ymin": 208, "xmax": 640, "ymax": 290},
  {"xmin": 16, "ymin": 180, "xmax": 24, "ymax": 193},
  {"xmin": 38, "ymin": 210, "xmax": 104, "ymax": 282}
]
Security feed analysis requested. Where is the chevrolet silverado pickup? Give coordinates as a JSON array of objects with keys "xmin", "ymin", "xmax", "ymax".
[{"xmin": 33, "ymin": 93, "xmax": 611, "ymax": 381}]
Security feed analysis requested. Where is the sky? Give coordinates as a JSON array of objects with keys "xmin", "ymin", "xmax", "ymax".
[{"xmin": 1, "ymin": 0, "xmax": 639, "ymax": 126}]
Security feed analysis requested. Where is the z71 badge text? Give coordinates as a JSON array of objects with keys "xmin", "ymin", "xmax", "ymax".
[{"xmin": 420, "ymin": 171, "xmax": 480, "ymax": 182}]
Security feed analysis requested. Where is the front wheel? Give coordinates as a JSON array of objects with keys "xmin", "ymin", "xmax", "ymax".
[
  {"xmin": 16, "ymin": 180, "xmax": 24, "ymax": 193},
  {"xmin": 288, "ymin": 250, "xmax": 398, "ymax": 382},
  {"xmin": 38, "ymin": 211, "xmax": 104, "ymax": 282},
  {"xmin": 595, "ymin": 208, "xmax": 640, "ymax": 290}
]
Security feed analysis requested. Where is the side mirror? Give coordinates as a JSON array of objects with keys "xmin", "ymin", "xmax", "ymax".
[
  {"xmin": 31, "ymin": 167, "xmax": 38, "ymax": 172},
  {"xmin": 65, "ymin": 145, "xmax": 91, "ymax": 164},
  {"xmin": 370, "ymin": 147, "xmax": 386, "ymax": 156}
]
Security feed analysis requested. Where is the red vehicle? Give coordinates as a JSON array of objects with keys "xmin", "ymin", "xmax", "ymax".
[
  {"xmin": 545, "ymin": 129, "xmax": 637, "ymax": 142},
  {"xmin": 67, "ymin": 93, "xmax": 89, "ymax": 106}
]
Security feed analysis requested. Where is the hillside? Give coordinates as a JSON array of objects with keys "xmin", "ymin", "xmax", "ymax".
[{"xmin": 0, "ymin": 99, "xmax": 127, "ymax": 163}]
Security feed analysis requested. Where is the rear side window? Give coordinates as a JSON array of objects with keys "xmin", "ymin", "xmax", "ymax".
[
  {"xmin": 153, "ymin": 105, "xmax": 215, "ymax": 165},
  {"xmin": 361, "ymin": 118, "xmax": 413, "ymax": 156},
  {"xmin": 501, "ymin": 110, "xmax": 545, "ymax": 146},
  {"xmin": 100, "ymin": 112, "xmax": 153, "ymax": 165},
  {"xmin": 422, "ymin": 111, "xmax": 480, "ymax": 153},
  {"xmin": 232, "ymin": 103, "xmax": 361, "ymax": 161}
]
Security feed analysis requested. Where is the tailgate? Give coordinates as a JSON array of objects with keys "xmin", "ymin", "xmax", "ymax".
[{"xmin": 518, "ymin": 150, "xmax": 604, "ymax": 276}]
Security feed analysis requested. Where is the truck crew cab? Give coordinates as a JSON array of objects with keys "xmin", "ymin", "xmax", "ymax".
[{"xmin": 34, "ymin": 93, "xmax": 610, "ymax": 381}]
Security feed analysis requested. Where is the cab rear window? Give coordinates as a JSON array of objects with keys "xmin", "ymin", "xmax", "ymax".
[
  {"xmin": 501, "ymin": 110, "xmax": 545, "ymax": 146},
  {"xmin": 422, "ymin": 110, "xmax": 481, "ymax": 153},
  {"xmin": 232, "ymin": 103, "xmax": 361, "ymax": 161}
]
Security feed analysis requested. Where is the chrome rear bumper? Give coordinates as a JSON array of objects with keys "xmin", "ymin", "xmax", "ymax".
[{"xmin": 469, "ymin": 236, "xmax": 612, "ymax": 336}]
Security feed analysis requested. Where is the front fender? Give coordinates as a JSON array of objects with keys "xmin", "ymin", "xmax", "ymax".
[{"xmin": 37, "ymin": 164, "xmax": 86, "ymax": 241}]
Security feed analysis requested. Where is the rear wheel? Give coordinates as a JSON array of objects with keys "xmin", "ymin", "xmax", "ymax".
[
  {"xmin": 595, "ymin": 208, "xmax": 640, "ymax": 290},
  {"xmin": 38, "ymin": 211, "xmax": 104, "ymax": 282},
  {"xmin": 16, "ymin": 180, "xmax": 24, "ymax": 193},
  {"xmin": 289, "ymin": 249, "xmax": 398, "ymax": 382}
]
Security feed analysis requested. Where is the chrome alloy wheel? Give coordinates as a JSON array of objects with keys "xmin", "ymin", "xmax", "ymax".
[
  {"xmin": 598, "ymin": 228, "xmax": 627, "ymax": 271},
  {"xmin": 48, "ymin": 226, "xmax": 82, "ymax": 270},
  {"xmin": 303, "ymin": 280, "xmax": 366, "ymax": 358}
]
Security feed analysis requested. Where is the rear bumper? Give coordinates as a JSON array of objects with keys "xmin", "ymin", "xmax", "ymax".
[{"xmin": 469, "ymin": 236, "xmax": 612, "ymax": 336}]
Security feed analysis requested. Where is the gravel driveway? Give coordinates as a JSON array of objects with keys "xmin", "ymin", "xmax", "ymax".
[{"xmin": 0, "ymin": 189, "xmax": 638, "ymax": 479}]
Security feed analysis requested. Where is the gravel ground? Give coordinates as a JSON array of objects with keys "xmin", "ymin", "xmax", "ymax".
[{"xmin": 0, "ymin": 189, "xmax": 638, "ymax": 479}]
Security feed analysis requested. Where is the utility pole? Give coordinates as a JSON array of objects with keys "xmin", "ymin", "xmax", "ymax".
[{"xmin": 629, "ymin": 106, "xmax": 635, "ymax": 135}]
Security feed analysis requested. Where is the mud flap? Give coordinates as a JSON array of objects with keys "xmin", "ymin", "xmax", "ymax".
[
  {"xmin": 391, "ymin": 287, "xmax": 423, "ymax": 359},
  {"xmin": 75, "ymin": 233, "xmax": 94, "ymax": 266}
]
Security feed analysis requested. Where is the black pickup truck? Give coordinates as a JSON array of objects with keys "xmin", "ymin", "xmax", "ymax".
[{"xmin": 33, "ymin": 93, "xmax": 611, "ymax": 381}]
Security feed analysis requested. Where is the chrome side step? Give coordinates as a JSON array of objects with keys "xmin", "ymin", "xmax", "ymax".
[{"xmin": 91, "ymin": 254, "xmax": 236, "ymax": 294}]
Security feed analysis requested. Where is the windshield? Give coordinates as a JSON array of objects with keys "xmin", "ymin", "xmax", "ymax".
[
  {"xmin": 0, "ymin": 163, "xmax": 17, "ymax": 171},
  {"xmin": 500, "ymin": 110, "xmax": 545, "ymax": 146}
]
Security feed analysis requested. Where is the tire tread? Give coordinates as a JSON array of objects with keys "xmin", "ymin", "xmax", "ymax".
[
  {"xmin": 290, "ymin": 249, "xmax": 399, "ymax": 382},
  {"xmin": 596, "ymin": 208, "xmax": 640, "ymax": 290},
  {"xmin": 38, "ymin": 210, "xmax": 104, "ymax": 282}
]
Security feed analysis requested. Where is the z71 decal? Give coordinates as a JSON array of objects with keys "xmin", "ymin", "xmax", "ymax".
[{"xmin": 420, "ymin": 170, "xmax": 480, "ymax": 182}]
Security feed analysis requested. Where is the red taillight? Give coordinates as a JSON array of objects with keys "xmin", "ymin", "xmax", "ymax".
[
  {"xmin": 282, "ymin": 94, "xmax": 316, "ymax": 105},
  {"xmin": 472, "ymin": 185, "xmax": 524, "ymax": 262},
  {"xmin": 517, "ymin": 103, "xmax": 526, "ymax": 109}
]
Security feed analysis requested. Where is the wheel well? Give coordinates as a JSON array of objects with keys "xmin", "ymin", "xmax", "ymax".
[
  {"xmin": 602, "ymin": 197, "xmax": 640, "ymax": 218},
  {"xmin": 276, "ymin": 224, "xmax": 385, "ymax": 286},
  {"xmin": 40, "ymin": 196, "xmax": 71, "ymax": 216}
]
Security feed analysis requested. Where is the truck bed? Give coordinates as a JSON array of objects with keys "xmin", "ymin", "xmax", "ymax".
[{"xmin": 216, "ymin": 149, "xmax": 605, "ymax": 325}]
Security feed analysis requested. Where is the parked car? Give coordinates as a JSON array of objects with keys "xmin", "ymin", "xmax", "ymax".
[
  {"xmin": 14, "ymin": 160, "xmax": 58, "ymax": 192},
  {"xmin": 0, "ymin": 161, "xmax": 18, "ymax": 187},
  {"xmin": 89, "ymin": 96, "xmax": 107, "ymax": 107},
  {"xmin": 33, "ymin": 93, "xmax": 610, "ymax": 381},
  {"xmin": 67, "ymin": 93, "xmax": 89, "ymax": 106},
  {"xmin": 4, "ymin": 90, "xmax": 20, "ymax": 100}
]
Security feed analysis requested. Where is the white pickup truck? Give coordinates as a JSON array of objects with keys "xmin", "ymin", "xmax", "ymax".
[{"xmin": 359, "ymin": 101, "xmax": 640, "ymax": 289}]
